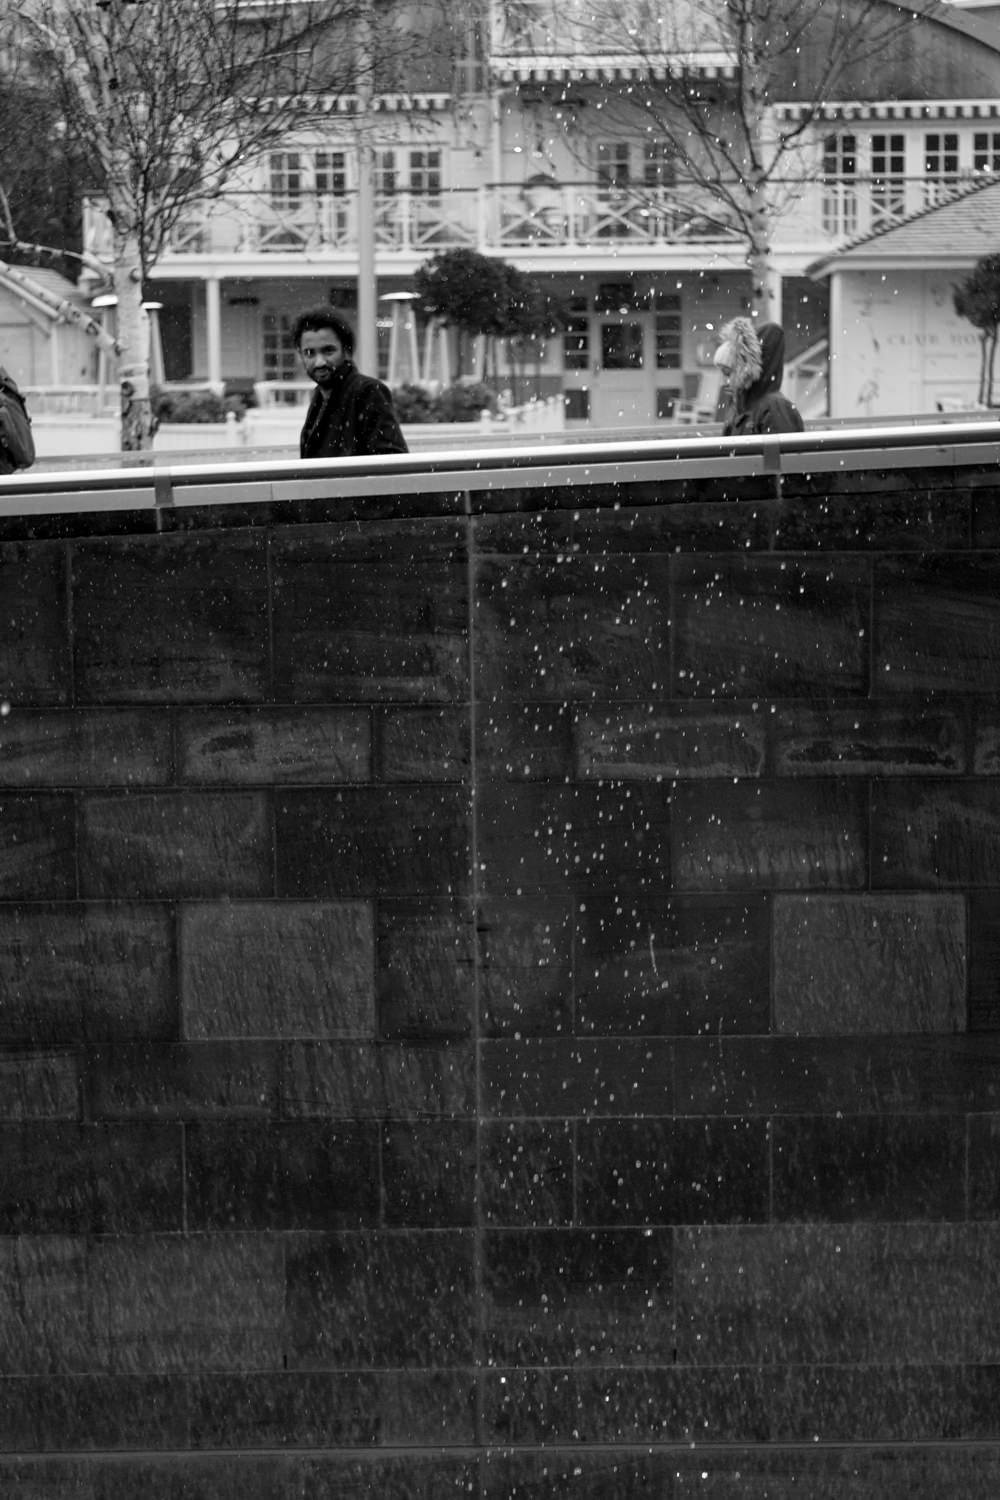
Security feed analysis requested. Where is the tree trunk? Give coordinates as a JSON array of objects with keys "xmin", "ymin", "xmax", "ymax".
[
  {"xmin": 988, "ymin": 326, "xmax": 998, "ymax": 407},
  {"xmin": 109, "ymin": 179, "xmax": 155, "ymax": 452}
]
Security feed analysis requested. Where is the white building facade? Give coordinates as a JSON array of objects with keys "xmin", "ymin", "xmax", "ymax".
[{"xmin": 79, "ymin": 0, "xmax": 1000, "ymax": 426}]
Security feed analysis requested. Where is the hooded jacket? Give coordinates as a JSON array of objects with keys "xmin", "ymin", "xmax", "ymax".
[
  {"xmin": 300, "ymin": 360, "xmax": 408, "ymax": 458},
  {"xmin": 715, "ymin": 318, "xmax": 804, "ymax": 436}
]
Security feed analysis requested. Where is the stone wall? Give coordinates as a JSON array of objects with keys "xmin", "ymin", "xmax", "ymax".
[{"xmin": 2, "ymin": 459, "xmax": 1000, "ymax": 1497}]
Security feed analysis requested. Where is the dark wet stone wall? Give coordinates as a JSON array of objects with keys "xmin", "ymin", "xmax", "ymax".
[{"xmin": 2, "ymin": 465, "xmax": 1000, "ymax": 1497}]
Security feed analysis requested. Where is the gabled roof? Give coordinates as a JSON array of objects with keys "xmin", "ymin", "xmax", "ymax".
[{"xmin": 808, "ymin": 178, "xmax": 1000, "ymax": 277}]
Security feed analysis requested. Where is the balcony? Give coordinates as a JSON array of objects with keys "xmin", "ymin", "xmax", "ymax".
[{"xmin": 80, "ymin": 173, "xmax": 983, "ymax": 283}]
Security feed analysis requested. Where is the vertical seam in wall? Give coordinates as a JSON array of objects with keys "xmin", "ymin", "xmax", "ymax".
[{"xmin": 464, "ymin": 488, "xmax": 485, "ymax": 1463}]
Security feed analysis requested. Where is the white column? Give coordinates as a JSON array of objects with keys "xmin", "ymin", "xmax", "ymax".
[{"xmin": 205, "ymin": 276, "xmax": 223, "ymax": 393}]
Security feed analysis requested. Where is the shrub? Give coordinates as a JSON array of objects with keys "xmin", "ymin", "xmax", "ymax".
[
  {"xmin": 391, "ymin": 383, "xmax": 440, "ymax": 423},
  {"xmin": 151, "ymin": 386, "xmax": 246, "ymax": 424},
  {"xmin": 435, "ymin": 381, "xmax": 498, "ymax": 422}
]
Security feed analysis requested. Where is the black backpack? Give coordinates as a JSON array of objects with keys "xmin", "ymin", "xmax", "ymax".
[{"xmin": 0, "ymin": 368, "xmax": 35, "ymax": 473}]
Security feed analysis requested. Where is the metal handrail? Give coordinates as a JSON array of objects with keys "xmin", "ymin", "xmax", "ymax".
[{"xmin": 2, "ymin": 419, "xmax": 999, "ymax": 518}]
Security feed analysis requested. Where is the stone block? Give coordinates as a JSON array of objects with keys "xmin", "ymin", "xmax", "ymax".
[
  {"xmin": 181, "ymin": 901, "xmax": 374, "ymax": 1039},
  {"xmin": 773, "ymin": 894, "xmax": 966, "ymax": 1034},
  {"xmin": 771, "ymin": 488, "xmax": 969, "ymax": 552},
  {"xmin": 671, "ymin": 1447, "xmax": 1000, "ymax": 1500},
  {"xmin": 0, "ymin": 903, "xmax": 175, "ymax": 1043},
  {"xmin": 673, "ymin": 1222, "xmax": 1000, "ymax": 1365},
  {"xmin": 477, "ymin": 782, "xmax": 672, "ymax": 898},
  {"xmin": 772, "ymin": 1114, "xmax": 965, "ymax": 1222},
  {"xmin": 275, "ymin": 788, "xmax": 471, "ymax": 898},
  {"xmin": 480, "ymin": 1038, "xmax": 673, "ymax": 1118},
  {"xmin": 0, "ymin": 794, "xmax": 76, "ymax": 899},
  {"xmin": 672, "ymin": 780, "xmax": 868, "ymax": 890},
  {"xmin": 675, "ymin": 1035, "xmax": 1000, "ymax": 1118},
  {"xmin": 0, "ymin": 708, "xmax": 172, "ymax": 786},
  {"xmin": 188, "ymin": 1369, "xmax": 475, "ymax": 1448},
  {"xmin": 0, "ymin": 1122, "xmax": 182, "ymax": 1233},
  {"xmin": 969, "ymin": 1113, "xmax": 1000, "ymax": 1219},
  {"xmin": 875, "ymin": 554, "xmax": 1000, "ymax": 693},
  {"xmin": 376, "ymin": 902, "xmax": 474, "ymax": 1039},
  {"xmin": 481, "ymin": 1226, "xmax": 673, "ymax": 1365},
  {"xmin": 79, "ymin": 791, "xmax": 272, "ymax": 899},
  {"xmin": 0, "ymin": 541, "xmax": 70, "ymax": 706},
  {"xmin": 280, "ymin": 1041, "xmax": 475, "ymax": 1119},
  {"xmin": 872, "ymin": 779, "xmax": 1000, "ymax": 888},
  {"xmin": 178, "ymin": 706, "xmax": 370, "ymax": 783},
  {"xmin": 773, "ymin": 701, "xmax": 966, "ymax": 777},
  {"xmin": 475, "ymin": 553, "xmax": 671, "ymax": 701},
  {"xmin": 96, "ymin": 1233, "xmax": 285, "ymax": 1373},
  {"xmin": 577, "ymin": 1117, "xmax": 769, "ymax": 1225},
  {"xmin": 382, "ymin": 1120, "xmax": 476, "ymax": 1226},
  {"xmin": 185, "ymin": 1120, "xmax": 379, "ymax": 1230},
  {"xmin": 271, "ymin": 536, "xmax": 467, "ymax": 702},
  {"xmin": 480, "ymin": 1120, "xmax": 575, "ymax": 1226},
  {"xmin": 673, "ymin": 555, "xmax": 870, "ymax": 697},
  {"xmin": 478, "ymin": 899, "xmax": 574, "ymax": 1038},
  {"xmin": 476, "ymin": 703, "xmax": 576, "ymax": 782},
  {"xmin": 0, "ymin": 1050, "xmax": 79, "ymax": 1120},
  {"xmin": 0, "ymin": 1372, "xmax": 188, "ymax": 1451},
  {"xmin": 87, "ymin": 1042, "xmax": 280, "ymax": 1119},
  {"xmin": 0, "ymin": 1236, "xmax": 102, "ymax": 1376},
  {"xmin": 72, "ymin": 533, "xmax": 269, "ymax": 703},
  {"xmin": 970, "ymin": 891, "xmax": 1000, "ymax": 1030},
  {"xmin": 378, "ymin": 707, "xmax": 468, "ymax": 782},
  {"xmin": 574, "ymin": 894, "xmax": 770, "ymax": 1037},
  {"xmin": 283, "ymin": 1231, "xmax": 476, "ymax": 1368},
  {"xmin": 577, "ymin": 703, "xmax": 767, "ymax": 781}
]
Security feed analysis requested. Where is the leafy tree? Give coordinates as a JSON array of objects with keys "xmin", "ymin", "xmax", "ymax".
[
  {"xmin": 415, "ymin": 248, "xmax": 569, "ymax": 383},
  {"xmin": 516, "ymin": 0, "xmax": 997, "ymax": 319},
  {"xmin": 9, "ymin": 0, "xmax": 462, "ymax": 450},
  {"xmin": 954, "ymin": 254, "xmax": 1000, "ymax": 406},
  {"xmin": 414, "ymin": 248, "xmax": 512, "ymax": 379}
]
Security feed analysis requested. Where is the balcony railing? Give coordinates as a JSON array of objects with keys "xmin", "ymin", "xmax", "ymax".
[
  {"xmin": 135, "ymin": 183, "xmax": 740, "ymax": 261},
  {"xmin": 81, "ymin": 173, "xmax": 993, "ymax": 272}
]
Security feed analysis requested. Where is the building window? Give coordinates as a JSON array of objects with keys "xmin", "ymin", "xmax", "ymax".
[
  {"xmin": 262, "ymin": 310, "xmax": 300, "ymax": 383},
  {"xmin": 923, "ymin": 131, "xmax": 959, "ymax": 205},
  {"xmin": 563, "ymin": 296, "xmax": 590, "ymax": 370},
  {"xmin": 654, "ymin": 292, "xmax": 682, "ymax": 369},
  {"xmin": 315, "ymin": 151, "xmax": 348, "ymax": 196},
  {"xmin": 871, "ymin": 132, "xmax": 905, "ymax": 229},
  {"xmin": 822, "ymin": 132, "xmax": 857, "ymax": 238},
  {"xmin": 973, "ymin": 131, "xmax": 1000, "ymax": 174},
  {"xmin": 268, "ymin": 152, "xmax": 305, "ymax": 213},
  {"xmin": 408, "ymin": 149, "xmax": 442, "ymax": 194}
]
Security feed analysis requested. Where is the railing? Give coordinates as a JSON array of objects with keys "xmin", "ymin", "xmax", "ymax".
[
  {"xmin": 134, "ymin": 184, "xmax": 741, "ymax": 261},
  {"xmin": 80, "ymin": 174, "xmax": 994, "ymax": 268}
]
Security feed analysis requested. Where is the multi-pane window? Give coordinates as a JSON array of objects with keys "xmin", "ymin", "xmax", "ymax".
[
  {"xmin": 822, "ymin": 132, "xmax": 857, "ymax": 237},
  {"xmin": 923, "ymin": 131, "xmax": 959, "ymax": 205},
  {"xmin": 871, "ymin": 132, "xmax": 905, "ymax": 228},
  {"xmin": 262, "ymin": 310, "xmax": 299, "ymax": 382},
  {"xmin": 315, "ymin": 151, "xmax": 348, "ymax": 196},
  {"xmin": 409, "ymin": 149, "xmax": 442, "ymax": 194},
  {"xmin": 268, "ymin": 152, "xmax": 305, "ymax": 212},
  {"xmin": 374, "ymin": 148, "xmax": 443, "ymax": 194},
  {"xmin": 654, "ymin": 292, "xmax": 682, "ymax": 370},
  {"xmin": 563, "ymin": 295, "xmax": 590, "ymax": 371},
  {"xmin": 974, "ymin": 131, "xmax": 1000, "ymax": 173},
  {"xmin": 643, "ymin": 141, "xmax": 676, "ymax": 190}
]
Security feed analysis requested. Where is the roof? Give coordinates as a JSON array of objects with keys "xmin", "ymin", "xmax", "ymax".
[{"xmin": 809, "ymin": 179, "xmax": 1000, "ymax": 278}]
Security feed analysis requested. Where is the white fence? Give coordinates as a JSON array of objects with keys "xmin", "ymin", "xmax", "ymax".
[{"xmin": 27, "ymin": 394, "xmax": 566, "ymax": 466}]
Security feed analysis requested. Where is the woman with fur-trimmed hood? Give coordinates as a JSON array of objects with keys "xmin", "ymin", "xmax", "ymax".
[{"xmin": 714, "ymin": 317, "xmax": 804, "ymax": 435}]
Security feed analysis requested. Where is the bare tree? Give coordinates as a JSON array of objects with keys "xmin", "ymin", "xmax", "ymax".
[
  {"xmin": 8, "ymin": 0, "xmax": 464, "ymax": 449},
  {"xmin": 513, "ymin": 0, "xmax": 984, "ymax": 319}
]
